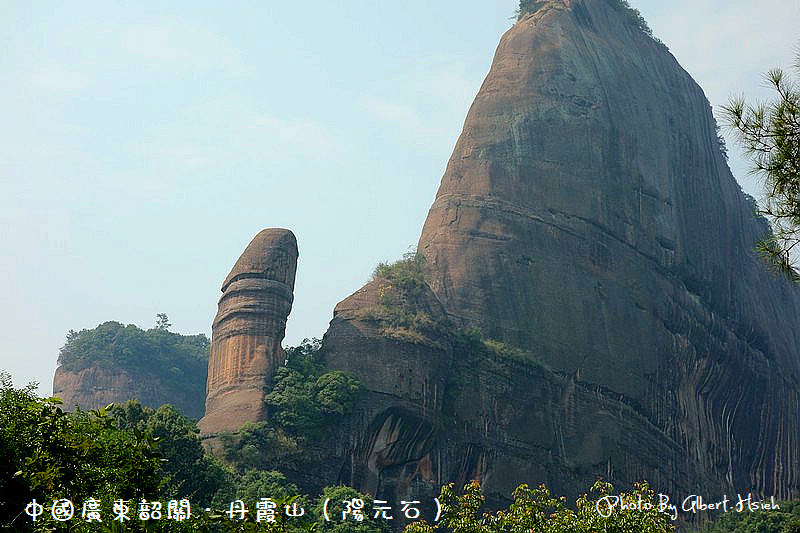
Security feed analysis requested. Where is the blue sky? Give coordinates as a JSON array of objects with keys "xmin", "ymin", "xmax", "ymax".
[{"xmin": 1, "ymin": 1, "xmax": 798, "ymax": 394}]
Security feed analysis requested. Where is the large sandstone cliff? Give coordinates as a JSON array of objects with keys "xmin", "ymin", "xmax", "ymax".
[{"xmin": 320, "ymin": 0, "xmax": 800, "ymax": 504}]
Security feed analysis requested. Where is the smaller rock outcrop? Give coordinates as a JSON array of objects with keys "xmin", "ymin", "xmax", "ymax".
[
  {"xmin": 199, "ymin": 229, "xmax": 298, "ymax": 435},
  {"xmin": 53, "ymin": 364, "xmax": 206, "ymax": 419},
  {"xmin": 52, "ymin": 321, "xmax": 209, "ymax": 419},
  {"xmin": 322, "ymin": 265, "xmax": 453, "ymax": 501}
]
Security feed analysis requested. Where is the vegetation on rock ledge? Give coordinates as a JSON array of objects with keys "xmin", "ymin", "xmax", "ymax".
[
  {"xmin": 454, "ymin": 326, "xmax": 551, "ymax": 372},
  {"xmin": 266, "ymin": 339, "xmax": 360, "ymax": 440},
  {"xmin": 516, "ymin": 0, "xmax": 666, "ymax": 48},
  {"xmin": 221, "ymin": 339, "xmax": 361, "ymax": 472},
  {"xmin": 363, "ymin": 251, "xmax": 450, "ymax": 346}
]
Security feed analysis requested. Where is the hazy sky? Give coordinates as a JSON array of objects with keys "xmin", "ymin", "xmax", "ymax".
[{"xmin": 2, "ymin": 1, "xmax": 798, "ymax": 395}]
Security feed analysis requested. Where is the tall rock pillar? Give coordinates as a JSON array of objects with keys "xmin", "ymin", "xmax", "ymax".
[{"xmin": 199, "ymin": 228, "xmax": 298, "ymax": 434}]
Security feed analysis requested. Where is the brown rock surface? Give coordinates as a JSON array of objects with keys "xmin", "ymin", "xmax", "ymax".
[
  {"xmin": 320, "ymin": 0, "xmax": 800, "ymax": 504},
  {"xmin": 321, "ymin": 280, "xmax": 692, "ymax": 505},
  {"xmin": 321, "ymin": 278, "xmax": 452, "ymax": 502},
  {"xmin": 199, "ymin": 229, "xmax": 298, "ymax": 435},
  {"xmin": 53, "ymin": 364, "xmax": 205, "ymax": 419}
]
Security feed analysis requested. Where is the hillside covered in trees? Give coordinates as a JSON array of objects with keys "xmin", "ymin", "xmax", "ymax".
[{"xmin": 53, "ymin": 317, "xmax": 209, "ymax": 419}]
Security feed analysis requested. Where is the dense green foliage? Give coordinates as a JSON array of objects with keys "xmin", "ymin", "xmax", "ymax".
[
  {"xmin": 233, "ymin": 470, "xmax": 300, "ymax": 505},
  {"xmin": 405, "ymin": 479, "xmax": 674, "ymax": 532},
  {"xmin": 723, "ymin": 54, "xmax": 800, "ymax": 282},
  {"xmin": 58, "ymin": 318, "xmax": 209, "ymax": 379},
  {"xmin": 315, "ymin": 485, "xmax": 391, "ymax": 533},
  {"xmin": 0, "ymin": 374, "xmax": 376, "ymax": 532},
  {"xmin": 0, "ymin": 373, "xmax": 162, "ymax": 531},
  {"xmin": 108, "ymin": 401, "xmax": 230, "ymax": 506},
  {"xmin": 219, "ymin": 422, "xmax": 304, "ymax": 474},
  {"xmin": 220, "ymin": 339, "xmax": 360, "ymax": 472},
  {"xmin": 265, "ymin": 339, "xmax": 360, "ymax": 438},
  {"xmin": 692, "ymin": 499, "xmax": 800, "ymax": 532}
]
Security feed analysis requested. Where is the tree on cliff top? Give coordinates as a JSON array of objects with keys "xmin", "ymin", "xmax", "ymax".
[
  {"xmin": 155, "ymin": 312, "xmax": 172, "ymax": 330},
  {"xmin": 516, "ymin": 0, "xmax": 659, "ymax": 43},
  {"xmin": 723, "ymin": 54, "xmax": 800, "ymax": 282},
  {"xmin": 58, "ymin": 320, "xmax": 209, "ymax": 373}
]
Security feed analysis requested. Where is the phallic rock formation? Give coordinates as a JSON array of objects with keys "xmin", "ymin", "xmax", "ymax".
[
  {"xmin": 52, "ymin": 364, "xmax": 206, "ymax": 420},
  {"xmin": 320, "ymin": 0, "xmax": 800, "ymax": 505},
  {"xmin": 198, "ymin": 229, "xmax": 298, "ymax": 435}
]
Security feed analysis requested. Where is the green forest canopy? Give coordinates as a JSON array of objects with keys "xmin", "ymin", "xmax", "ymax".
[{"xmin": 58, "ymin": 319, "xmax": 209, "ymax": 373}]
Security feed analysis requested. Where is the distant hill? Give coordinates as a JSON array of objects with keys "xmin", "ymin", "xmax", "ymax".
[{"xmin": 53, "ymin": 320, "xmax": 208, "ymax": 419}]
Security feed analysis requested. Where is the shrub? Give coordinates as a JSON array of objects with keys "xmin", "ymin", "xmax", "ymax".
[{"xmin": 363, "ymin": 251, "xmax": 450, "ymax": 345}]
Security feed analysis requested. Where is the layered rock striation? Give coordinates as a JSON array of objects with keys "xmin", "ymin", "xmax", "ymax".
[
  {"xmin": 199, "ymin": 228, "xmax": 298, "ymax": 434},
  {"xmin": 321, "ymin": 0, "xmax": 800, "ymax": 504}
]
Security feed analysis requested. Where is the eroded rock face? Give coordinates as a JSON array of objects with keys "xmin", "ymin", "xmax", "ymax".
[
  {"xmin": 322, "ymin": 0, "xmax": 800, "ymax": 504},
  {"xmin": 321, "ymin": 278, "xmax": 452, "ymax": 501},
  {"xmin": 321, "ymin": 280, "xmax": 693, "ymax": 505},
  {"xmin": 198, "ymin": 228, "xmax": 298, "ymax": 435},
  {"xmin": 52, "ymin": 365, "xmax": 206, "ymax": 420}
]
